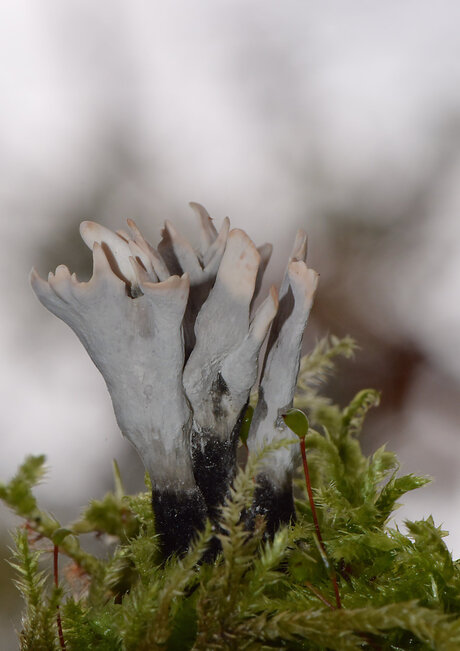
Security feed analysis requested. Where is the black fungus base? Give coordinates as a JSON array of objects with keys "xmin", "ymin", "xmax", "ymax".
[
  {"xmin": 249, "ymin": 474, "xmax": 296, "ymax": 537},
  {"xmin": 152, "ymin": 487, "xmax": 207, "ymax": 558},
  {"xmin": 191, "ymin": 403, "xmax": 246, "ymax": 520},
  {"xmin": 191, "ymin": 431, "xmax": 239, "ymax": 521}
]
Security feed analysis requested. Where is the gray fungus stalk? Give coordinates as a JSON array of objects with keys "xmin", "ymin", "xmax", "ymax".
[{"xmin": 30, "ymin": 204, "xmax": 318, "ymax": 556}]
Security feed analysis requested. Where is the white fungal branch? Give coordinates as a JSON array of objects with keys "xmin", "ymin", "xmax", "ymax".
[
  {"xmin": 180, "ymin": 227, "xmax": 278, "ymax": 516},
  {"xmin": 183, "ymin": 229, "xmax": 277, "ymax": 440},
  {"xmin": 31, "ymin": 242, "xmax": 194, "ymax": 492},
  {"xmin": 249, "ymin": 230, "xmax": 318, "ymax": 509}
]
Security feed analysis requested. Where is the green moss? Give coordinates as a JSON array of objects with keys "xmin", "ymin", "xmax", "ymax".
[{"xmin": 2, "ymin": 336, "xmax": 459, "ymax": 650}]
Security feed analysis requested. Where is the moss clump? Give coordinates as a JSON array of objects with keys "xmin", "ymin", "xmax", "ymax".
[{"xmin": 2, "ymin": 337, "xmax": 459, "ymax": 650}]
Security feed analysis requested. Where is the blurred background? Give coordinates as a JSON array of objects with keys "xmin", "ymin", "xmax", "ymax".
[{"xmin": 2, "ymin": 0, "xmax": 460, "ymax": 643}]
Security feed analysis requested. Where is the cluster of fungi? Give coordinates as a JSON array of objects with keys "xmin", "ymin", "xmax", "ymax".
[{"xmin": 31, "ymin": 203, "xmax": 318, "ymax": 557}]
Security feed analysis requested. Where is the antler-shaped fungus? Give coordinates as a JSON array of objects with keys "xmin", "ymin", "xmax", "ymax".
[
  {"xmin": 248, "ymin": 230, "xmax": 319, "ymax": 535},
  {"xmin": 31, "ymin": 219, "xmax": 206, "ymax": 557},
  {"xmin": 183, "ymin": 229, "xmax": 278, "ymax": 518},
  {"xmin": 30, "ymin": 205, "xmax": 318, "ymax": 557}
]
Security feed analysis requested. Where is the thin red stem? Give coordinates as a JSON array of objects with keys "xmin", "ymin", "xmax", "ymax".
[
  {"xmin": 304, "ymin": 581, "xmax": 335, "ymax": 609},
  {"xmin": 299, "ymin": 438, "xmax": 323, "ymax": 544},
  {"xmin": 331, "ymin": 572, "xmax": 342, "ymax": 610},
  {"xmin": 53, "ymin": 545, "xmax": 67, "ymax": 651},
  {"xmin": 300, "ymin": 437, "xmax": 342, "ymax": 609}
]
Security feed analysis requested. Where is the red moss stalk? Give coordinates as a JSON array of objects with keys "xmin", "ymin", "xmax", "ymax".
[
  {"xmin": 53, "ymin": 545, "xmax": 67, "ymax": 651},
  {"xmin": 299, "ymin": 436, "xmax": 342, "ymax": 609}
]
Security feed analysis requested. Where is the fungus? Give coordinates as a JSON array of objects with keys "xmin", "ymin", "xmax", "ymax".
[
  {"xmin": 183, "ymin": 229, "xmax": 278, "ymax": 518},
  {"xmin": 30, "ymin": 203, "xmax": 318, "ymax": 556},
  {"xmin": 248, "ymin": 230, "xmax": 319, "ymax": 535}
]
